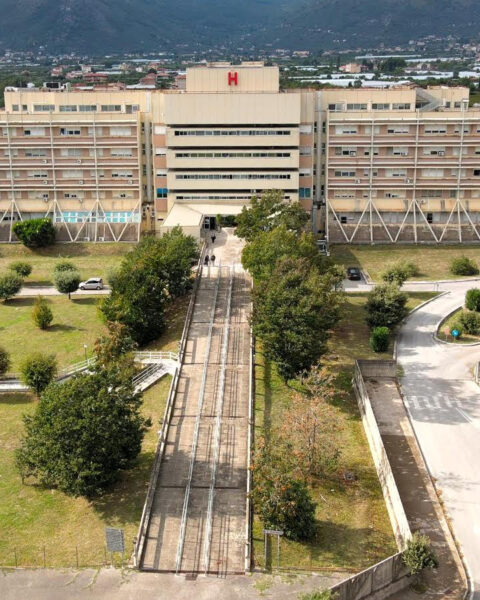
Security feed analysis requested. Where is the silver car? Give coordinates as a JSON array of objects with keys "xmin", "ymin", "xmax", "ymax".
[{"xmin": 79, "ymin": 277, "xmax": 104, "ymax": 290}]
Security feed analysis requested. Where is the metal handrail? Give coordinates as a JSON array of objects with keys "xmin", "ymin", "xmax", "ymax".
[
  {"xmin": 175, "ymin": 264, "xmax": 221, "ymax": 573},
  {"xmin": 203, "ymin": 264, "xmax": 234, "ymax": 574},
  {"xmin": 134, "ymin": 351, "xmax": 179, "ymax": 362}
]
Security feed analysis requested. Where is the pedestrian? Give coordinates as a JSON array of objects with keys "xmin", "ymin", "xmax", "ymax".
[
  {"xmin": 211, "ymin": 233, "xmax": 216, "ymax": 244},
  {"xmin": 204, "ymin": 255, "xmax": 210, "ymax": 266},
  {"xmin": 210, "ymin": 254, "xmax": 216, "ymax": 265}
]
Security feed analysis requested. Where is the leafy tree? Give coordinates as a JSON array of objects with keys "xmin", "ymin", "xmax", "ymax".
[
  {"xmin": 9, "ymin": 261, "xmax": 32, "ymax": 278},
  {"xmin": 251, "ymin": 440, "xmax": 316, "ymax": 541},
  {"xmin": 94, "ymin": 321, "xmax": 137, "ymax": 368},
  {"xmin": 457, "ymin": 310, "xmax": 480, "ymax": 335},
  {"xmin": 32, "ymin": 296, "xmax": 53, "ymax": 329},
  {"xmin": 12, "ymin": 218, "xmax": 55, "ymax": 248},
  {"xmin": 53, "ymin": 260, "xmax": 77, "ymax": 274},
  {"xmin": 450, "ymin": 256, "xmax": 479, "ymax": 276},
  {"xmin": 252, "ymin": 258, "xmax": 343, "ymax": 381},
  {"xmin": 54, "ymin": 269, "xmax": 80, "ymax": 299},
  {"xmin": 242, "ymin": 225, "xmax": 328, "ymax": 282},
  {"xmin": 279, "ymin": 368, "xmax": 341, "ymax": 480},
  {"xmin": 0, "ymin": 345, "xmax": 10, "ymax": 377},
  {"xmin": 20, "ymin": 353, "xmax": 57, "ymax": 395},
  {"xmin": 100, "ymin": 227, "xmax": 198, "ymax": 344},
  {"xmin": 465, "ymin": 288, "xmax": 480, "ymax": 312},
  {"xmin": 370, "ymin": 326, "xmax": 390, "ymax": 352},
  {"xmin": 236, "ymin": 191, "xmax": 309, "ymax": 242},
  {"xmin": 365, "ymin": 284, "xmax": 408, "ymax": 330},
  {"xmin": 0, "ymin": 272, "xmax": 23, "ymax": 302},
  {"xmin": 402, "ymin": 533, "xmax": 438, "ymax": 576},
  {"xmin": 382, "ymin": 265, "xmax": 408, "ymax": 286},
  {"xmin": 16, "ymin": 365, "xmax": 150, "ymax": 497},
  {"xmin": 380, "ymin": 57, "xmax": 407, "ymax": 74}
]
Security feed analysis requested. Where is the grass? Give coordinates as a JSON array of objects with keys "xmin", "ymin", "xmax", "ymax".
[
  {"xmin": 0, "ymin": 242, "xmax": 132, "ymax": 285},
  {"xmin": 437, "ymin": 308, "xmax": 480, "ymax": 344},
  {"xmin": 331, "ymin": 244, "xmax": 480, "ymax": 282},
  {"xmin": 252, "ymin": 292, "xmax": 435, "ymax": 572},
  {"xmin": 469, "ymin": 92, "xmax": 480, "ymax": 107},
  {"xmin": 0, "ymin": 295, "xmax": 106, "ymax": 373},
  {"xmin": 0, "ymin": 293, "xmax": 190, "ymax": 568}
]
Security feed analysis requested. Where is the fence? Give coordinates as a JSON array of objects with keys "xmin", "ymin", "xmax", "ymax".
[{"xmin": 133, "ymin": 242, "xmax": 207, "ymax": 567}]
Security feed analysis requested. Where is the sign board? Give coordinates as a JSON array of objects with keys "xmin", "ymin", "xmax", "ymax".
[
  {"xmin": 263, "ymin": 529, "xmax": 284, "ymax": 536},
  {"xmin": 105, "ymin": 527, "xmax": 125, "ymax": 553},
  {"xmin": 451, "ymin": 329, "xmax": 460, "ymax": 338},
  {"xmin": 228, "ymin": 71, "xmax": 238, "ymax": 86}
]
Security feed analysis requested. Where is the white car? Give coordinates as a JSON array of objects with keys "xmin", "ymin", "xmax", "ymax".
[{"xmin": 79, "ymin": 277, "xmax": 104, "ymax": 290}]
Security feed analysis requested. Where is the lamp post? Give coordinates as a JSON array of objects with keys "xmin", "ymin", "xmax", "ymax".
[{"xmin": 83, "ymin": 344, "xmax": 88, "ymax": 361}]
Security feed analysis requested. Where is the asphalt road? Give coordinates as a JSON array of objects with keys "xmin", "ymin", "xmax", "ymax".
[
  {"xmin": 17, "ymin": 285, "xmax": 110, "ymax": 297},
  {"xmin": 396, "ymin": 281, "xmax": 480, "ymax": 599}
]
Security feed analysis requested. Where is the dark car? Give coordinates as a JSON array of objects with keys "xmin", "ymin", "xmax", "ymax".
[{"xmin": 346, "ymin": 267, "xmax": 362, "ymax": 281}]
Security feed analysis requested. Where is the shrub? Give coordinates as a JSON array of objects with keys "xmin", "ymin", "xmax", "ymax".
[
  {"xmin": 12, "ymin": 218, "xmax": 55, "ymax": 248},
  {"xmin": 32, "ymin": 296, "xmax": 53, "ymax": 329},
  {"xmin": 398, "ymin": 260, "xmax": 420, "ymax": 278},
  {"xmin": 0, "ymin": 346, "xmax": 10, "ymax": 377},
  {"xmin": 20, "ymin": 353, "xmax": 58, "ymax": 396},
  {"xmin": 8, "ymin": 261, "xmax": 32, "ymax": 278},
  {"xmin": 381, "ymin": 265, "xmax": 408, "ymax": 286},
  {"xmin": 53, "ymin": 260, "xmax": 77, "ymax": 274},
  {"xmin": 450, "ymin": 256, "xmax": 479, "ymax": 276},
  {"xmin": 457, "ymin": 310, "xmax": 480, "ymax": 335},
  {"xmin": 450, "ymin": 321, "xmax": 464, "ymax": 339},
  {"xmin": 370, "ymin": 326, "xmax": 390, "ymax": 352},
  {"xmin": 300, "ymin": 592, "xmax": 336, "ymax": 600},
  {"xmin": 465, "ymin": 288, "xmax": 480, "ymax": 312},
  {"xmin": 402, "ymin": 533, "xmax": 438, "ymax": 576},
  {"xmin": 0, "ymin": 272, "xmax": 23, "ymax": 302},
  {"xmin": 365, "ymin": 283, "xmax": 409, "ymax": 330},
  {"xmin": 54, "ymin": 269, "xmax": 80, "ymax": 299}
]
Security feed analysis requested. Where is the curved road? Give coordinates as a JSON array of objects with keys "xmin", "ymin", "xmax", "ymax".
[{"xmin": 396, "ymin": 281, "xmax": 480, "ymax": 599}]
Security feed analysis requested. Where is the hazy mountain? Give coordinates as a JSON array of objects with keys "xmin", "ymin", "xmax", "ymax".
[{"xmin": 0, "ymin": 0, "xmax": 478, "ymax": 54}]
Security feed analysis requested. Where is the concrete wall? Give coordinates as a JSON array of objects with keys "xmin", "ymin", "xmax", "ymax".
[
  {"xmin": 331, "ymin": 552, "xmax": 410, "ymax": 600},
  {"xmin": 353, "ymin": 360, "xmax": 412, "ymax": 548}
]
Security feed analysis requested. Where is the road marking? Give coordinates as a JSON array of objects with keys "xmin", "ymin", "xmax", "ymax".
[{"xmin": 456, "ymin": 407, "xmax": 475, "ymax": 425}]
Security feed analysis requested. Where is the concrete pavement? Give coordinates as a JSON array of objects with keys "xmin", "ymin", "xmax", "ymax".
[
  {"xmin": 396, "ymin": 280, "xmax": 480, "ymax": 598},
  {"xmin": 16, "ymin": 285, "xmax": 110, "ymax": 297}
]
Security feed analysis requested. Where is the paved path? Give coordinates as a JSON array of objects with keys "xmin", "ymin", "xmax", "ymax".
[
  {"xmin": 16, "ymin": 285, "xmax": 110, "ymax": 297},
  {"xmin": 396, "ymin": 281, "xmax": 480, "ymax": 598}
]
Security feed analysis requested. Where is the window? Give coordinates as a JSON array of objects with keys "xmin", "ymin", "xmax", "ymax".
[
  {"xmin": 392, "ymin": 103, "xmax": 411, "ymax": 110},
  {"xmin": 24, "ymin": 127, "xmax": 45, "ymax": 136},
  {"xmin": 424, "ymin": 126, "xmax": 447, "ymax": 134},
  {"xmin": 101, "ymin": 105, "xmax": 122, "ymax": 112},
  {"xmin": 474, "ymin": 170, "xmax": 480, "ymax": 177},
  {"xmin": 156, "ymin": 188, "xmax": 168, "ymax": 198},
  {"xmin": 79, "ymin": 105, "xmax": 97, "ymax": 112},
  {"xmin": 299, "ymin": 146, "xmax": 311, "ymax": 156},
  {"xmin": 88, "ymin": 127, "xmax": 103, "ymax": 137},
  {"xmin": 299, "ymin": 168, "xmax": 311, "ymax": 176},
  {"xmin": 62, "ymin": 170, "xmax": 82, "ymax": 178},
  {"xmin": 60, "ymin": 128, "xmax": 81, "ymax": 136},
  {"xmin": 25, "ymin": 149, "xmax": 47, "ymax": 157},
  {"xmin": 335, "ymin": 126, "xmax": 358, "ymax": 135},
  {"xmin": 421, "ymin": 190, "xmax": 442, "ymax": 198},
  {"xmin": 372, "ymin": 103, "xmax": 390, "ymax": 110},
  {"xmin": 385, "ymin": 191, "xmax": 405, "ymax": 198},
  {"xmin": 335, "ymin": 147, "xmax": 357, "ymax": 156},
  {"xmin": 364, "ymin": 125, "xmax": 380, "ymax": 135},
  {"xmin": 110, "ymin": 126, "xmax": 132, "ymax": 137},
  {"xmin": 60, "ymin": 148, "xmax": 82, "ymax": 158},
  {"xmin": 334, "ymin": 191, "xmax": 355, "ymax": 198},
  {"xmin": 334, "ymin": 170, "xmax": 355, "ymax": 177},
  {"xmin": 175, "ymin": 173, "xmax": 291, "ymax": 180},
  {"xmin": 427, "ymin": 213, "xmax": 433, "ymax": 223},
  {"xmin": 299, "ymin": 124, "xmax": 312, "ymax": 134},
  {"xmin": 421, "ymin": 168, "xmax": 444, "ymax": 177},
  {"xmin": 389, "ymin": 147, "xmax": 408, "ymax": 156},
  {"xmin": 454, "ymin": 125, "xmax": 470, "ymax": 134},
  {"xmin": 385, "ymin": 169, "xmax": 407, "ymax": 178},
  {"xmin": 112, "ymin": 170, "xmax": 133, "ymax": 178},
  {"xmin": 328, "ymin": 103, "xmax": 344, "ymax": 112},
  {"xmin": 27, "ymin": 171, "xmax": 48, "ymax": 178},
  {"xmin": 34, "ymin": 104, "xmax": 55, "ymax": 112},
  {"xmin": 387, "ymin": 126, "xmax": 410, "ymax": 134},
  {"xmin": 154, "ymin": 125, "xmax": 166, "ymax": 135},
  {"xmin": 59, "ymin": 105, "xmax": 77, "ymax": 112},
  {"xmin": 113, "ymin": 191, "xmax": 134, "ymax": 199},
  {"xmin": 89, "ymin": 148, "xmax": 103, "ymax": 157},
  {"xmin": 299, "ymin": 188, "xmax": 311, "ymax": 198},
  {"xmin": 12, "ymin": 104, "xmax": 19, "ymax": 112},
  {"xmin": 364, "ymin": 147, "xmax": 379, "ymax": 156},
  {"xmin": 173, "ymin": 128, "xmax": 291, "ymax": 136},
  {"xmin": 346, "ymin": 103, "xmax": 367, "ymax": 110},
  {"xmin": 111, "ymin": 148, "xmax": 133, "ymax": 157},
  {"xmin": 423, "ymin": 147, "xmax": 445, "ymax": 156}
]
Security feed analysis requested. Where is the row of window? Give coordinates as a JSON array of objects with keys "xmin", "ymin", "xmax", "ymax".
[
  {"xmin": 334, "ymin": 124, "xmax": 480, "ymax": 135},
  {"xmin": 332, "ymin": 190, "xmax": 478, "ymax": 199},
  {"xmin": 329, "ymin": 103, "xmax": 413, "ymax": 111},
  {"xmin": 175, "ymin": 173, "xmax": 292, "ymax": 180},
  {"xmin": 174, "ymin": 151, "xmax": 292, "ymax": 158},
  {"xmin": 55, "ymin": 211, "xmax": 140, "ymax": 223},
  {"xmin": 3, "ymin": 126, "xmax": 135, "ymax": 137},
  {"xmin": 4, "ymin": 148, "xmax": 135, "ymax": 158},
  {"xmin": 24, "ymin": 105, "xmax": 139, "ymax": 113},
  {"xmin": 173, "ymin": 129, "xmax": 291, "ymax": 137},
  {"xmin": 333, "ymin": 168, "xmax": 480, "ymax": 178}
]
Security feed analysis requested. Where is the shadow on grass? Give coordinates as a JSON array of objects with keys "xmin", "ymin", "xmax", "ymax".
[
  {"xmin": 71, "ymin": 297, "xmax": 100, "ymax": 306},
  {"xmin": 49, "ymin": 323, "xmax": 84, "ymax": 332},
  {"xmin": 0, "ymin": 392, "xmax": 35, "ymax": 405},
  {"xmin": 5, "ymin": 297, "xmax": 36, "ymax": 307}
]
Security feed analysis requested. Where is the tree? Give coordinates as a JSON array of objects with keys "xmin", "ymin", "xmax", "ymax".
[
  {"xmin": 0, "ymin": 272, "xmax": 23, "ymax": 302},
  {"xmin": 0, "ymin": 345, "xmax": 10, "ymax": 377},
  {"xmin": 16, "ymin": 366, "xmax": 150, "ymax": 497},
  {"xmin": 251, "ymin": 440, "xmax": 316, "ymax": 541},
  {"xmin": 12, "ymin": 218, "xmax": 55, "ymax": 248},
  {"xmin": 252, "ymin": 258, "xmax": 343, "ymax": 381},
  {"xmin": 279, "ymin": 368, "xmax": 341, "ymax": 480},
  {"xmin": 54, "ymin": 269, "xmax": 80, "ymax": 300},
  {"xmin": 370, "ymin": 326, "xmax": 390, "ymax": 352},
  {"xmin": 365, "ymin": 284, "xmax": 408, "ymax": 330},
  {"xmin": 242, "ymin": 225, "xmax": 328, "ymax": 282},
  {"xmin": 94, "ymin": 321, "xmax": 137, "ymax": 368},
  {"xmin": 465, "ymin": 288, "xmax": 480, "ymax": 312},
  {"xmin": 450, "ymin": 256, "xmax": 479, "ymax": 276},
  {"xmin": 20, "ymin": 353, "xmax": 57, "ymax": 395},
  {"xmin": 9, "ymin": 261, "xmax": 32, "ymax": 278},
  {"xmin": 236, "ymin": 191, "xmax": 309, "ymax": 242},
  {"xmin": 382, "ymin": 265, "xmax": 408, "ymax": 286},
  {"xmin": 402, "ymin": 533, "xmax": 438, "ymax": 576},
  {"xmin": 32, "ymin": 296, "xmax": 53, "ymax": 329},
  {"xmin": 53, "ymin": 260, "xmax": 77, "ymax": 274}
]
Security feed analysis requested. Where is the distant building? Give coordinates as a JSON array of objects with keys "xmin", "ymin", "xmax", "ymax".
[
  {"xmin": 83, "ymin": 72, "xmax": 108, "ymax": 84},
  {"xmin": 340, "ymin": 62, "xmax": 363, "ymax": 74}
]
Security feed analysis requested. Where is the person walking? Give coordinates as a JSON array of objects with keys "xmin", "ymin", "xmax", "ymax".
[
  {"xmin": 210, "ymin": 254, "xmax": 216, "ymax": 265},
  {"xmin": 211, "ymin": 233, "xmax": 216, "ymax": 244},
  {"xmin": 204, "ymin": 254, "xmax": 210, "ymax": 266}
]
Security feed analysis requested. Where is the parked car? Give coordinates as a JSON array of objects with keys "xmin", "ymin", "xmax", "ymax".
[
  {"xmin": 79, "ymin": 277, "xmax": 104, "ymax": 290},
  {"xmin": 346, "ymin": 267, "xmax": 362, "ymax": 281}
]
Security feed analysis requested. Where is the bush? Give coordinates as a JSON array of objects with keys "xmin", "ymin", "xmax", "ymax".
[
  {"xmin": 450, "ymin": 256, "xmax": 479, "ymax": 276},
  {"xmin": 0, "ymin": 272, "xmax": 23, "ymax": 302},
  {"xmin": 457, "ymin": 310, "xmax": 480, "ymax": 335},
  {"xmin": 53, "ymin": 260, "xmax": 77, "ymax": 274},
  {"xmin": 8, "ymin": 261, "xmax": 32, "ymax": 278},
  {"xmin": 365, "ymin": 283, "xmax": 409, "ymax": 330},
  {"xmin": 465, "ymin": 288, "xmax": 480, "ymax": 312},
  {"xmin": 20, "ymin": 353, "xmax": 58, "ymax": 395},
  {"xmin": 402, "ymin": 533, "xmax": 438, "ymax": 576},
  {"xmin": 381, "ymin": 265, "xmax": 408, "ymax": 286},
  {"xmin": 12, "ymin": 218, "xmax": 55, "ymax": 248},
  {"xmin": 300, "ymin": 592, "xmax": 336, "ymax": 600},
  {"xmin": 54, "ymin": 269, "xmax": 81, "ymax": 299},
  {"xmin": 15, "ymin": 366, "xmax": 150, "ymax": 497},
  {"xmin": 450, "ymin": 321, "xmax": 464, "ymax": 338},
  {"xmin": 370, "ymin": 326, "xmax": 390, "ymax": 352},
  {"xmin": 398, "ymin": 260, "xmax": 420, "ymax": 278},
  {"xmin": 32, "ymin": 296, "xmax": 53, "ymax": 329},
  {"xmin": 0, "ymin": 346, "xmax": 10, "ymax": 377}
]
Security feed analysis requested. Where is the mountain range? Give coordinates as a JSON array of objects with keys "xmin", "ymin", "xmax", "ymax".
[{"xmin": 0, "ymin": 0, "xmax": 479, "ymax": 54}]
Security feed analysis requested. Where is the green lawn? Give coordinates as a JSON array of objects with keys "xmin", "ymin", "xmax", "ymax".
[
  {"xmin": 0, "ymin": 242, "xmax": 132, "ymax": 285},
  {"xmin": 437, "ymin": 308, "xmax": 480, "ymax": 344},
  {"xmin": 0, "ymin": 295, "xmax": 106, "ymax": 373},
  {"xmin": 331, "ymin": 244, "xmax": 480, "ymax": 282},
  {"xmin": 252, "ymin": 292, "xmax": 434, "ymax": 572}
]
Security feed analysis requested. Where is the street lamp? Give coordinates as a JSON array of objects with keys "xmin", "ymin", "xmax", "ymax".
[{"xmin": 83, "ymin": 344, "xmax": 88, "ymax": 361}]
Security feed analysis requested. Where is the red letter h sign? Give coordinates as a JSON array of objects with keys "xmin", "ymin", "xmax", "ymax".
[{"xmin": 228, "ymin": 71, "xmax": 238, "ymax": 86}]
